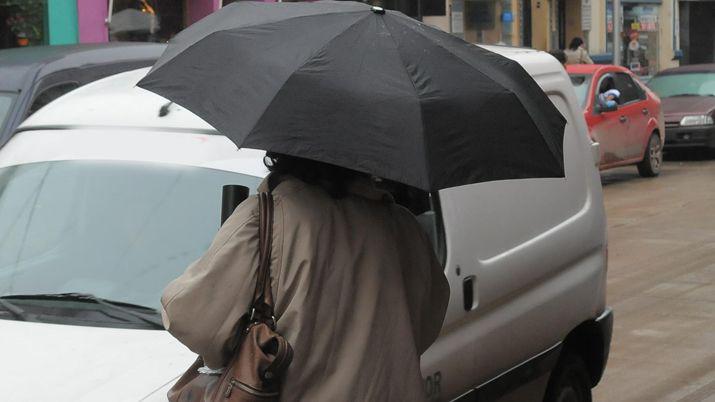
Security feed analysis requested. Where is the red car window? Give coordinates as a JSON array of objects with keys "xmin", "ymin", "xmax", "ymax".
[{"xmin": 613, "ymin": 73, "xmax": 642, "ymax": 104}]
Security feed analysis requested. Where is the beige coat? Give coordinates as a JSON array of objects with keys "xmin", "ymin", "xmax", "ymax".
[
  {"xmin": 565, "ymin": 47, "xmax": 594, "ymax": 65},
  {"xmin": 161, "ymin": 176, "xmax": 450, "ymax": 401}
]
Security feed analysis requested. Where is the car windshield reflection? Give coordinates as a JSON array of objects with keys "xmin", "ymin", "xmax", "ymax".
[
  {"xmin": 0, "ymin": 160, "xmax": 261, "ymax": 325},
  {"xmin": 648, "ymin": 72, "xmax": 715, "ymax": 98}
]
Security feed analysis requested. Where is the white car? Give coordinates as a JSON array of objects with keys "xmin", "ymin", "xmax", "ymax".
[{"xmin": 0, "ymin": 46, "xmax": 611, "ymax": 402}]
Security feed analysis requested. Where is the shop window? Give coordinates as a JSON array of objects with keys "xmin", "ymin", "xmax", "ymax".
[
  {"xmin": 622, "ymin": 4, "xmax": 659, "ymax": 77},
  {"xmin": 0, "ymin": 0, "xmax": 47, "ymax": 49},
  {"xmin": 463, "ymin": 0, "xmax": 515, "ymax": 45},
  {"xmin": 109, "ymin": 0, "xmax": 183, "ymax": 43}
]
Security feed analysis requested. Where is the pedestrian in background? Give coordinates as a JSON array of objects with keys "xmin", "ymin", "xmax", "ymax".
[
  {"xmin": 548, "ymin": 49, "xmax": 567, "ymax": 67},
  {"xmin": 161, "ymin": 153, "xmax": 450, "ymax": 401},
  {"xmin": 565, "ymin": 37, "xmax": 594, "ymax": 65}
]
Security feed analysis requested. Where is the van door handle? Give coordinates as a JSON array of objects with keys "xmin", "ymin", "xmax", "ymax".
[
  {"xmin": 642, "ymin": 108, "xmax": 649, "ymax": 115},
  {"xmin": 463, "ymin": 276, "xmax": 475, "ymax": 311},
  {"xmin": 619, "ymin": 116, "xmax": 627, "ymax": 123}
]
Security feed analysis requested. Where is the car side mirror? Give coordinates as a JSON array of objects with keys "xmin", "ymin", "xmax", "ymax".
[{"xmin": 221, "ymin": 184, "xmax": 250, "ymax": 226}]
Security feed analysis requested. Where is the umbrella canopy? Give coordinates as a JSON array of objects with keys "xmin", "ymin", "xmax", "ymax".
[{"xmin": 138, "ymin": 1, "xmax": 565, "ymax": 191}]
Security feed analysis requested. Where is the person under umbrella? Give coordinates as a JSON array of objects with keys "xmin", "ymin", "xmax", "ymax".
[
  {"xmin": 162, "ymin": 152, "xmax": 449, "ymax": 401},
  {"xmin": 144, "ymin": 2, "xmax": 566, "ymax": 400}
]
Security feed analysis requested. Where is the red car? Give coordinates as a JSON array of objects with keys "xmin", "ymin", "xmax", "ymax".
[{"xmin": 567, "ymin": 64, "xmax": 665, "ymax": 177}]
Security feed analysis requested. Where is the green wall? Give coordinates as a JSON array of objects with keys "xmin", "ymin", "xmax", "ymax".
[{"xmin": 47, "ymin": 0, "xmax": 78, "ymax": 45}]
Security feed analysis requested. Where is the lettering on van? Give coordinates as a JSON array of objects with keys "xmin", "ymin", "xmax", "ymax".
[{"xmin": 424, "ymin": 371, "xmax": 442, "ymax": 400}]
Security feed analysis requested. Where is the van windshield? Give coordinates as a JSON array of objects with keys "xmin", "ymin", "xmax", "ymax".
[
  {"xmin": 0, "ymin": 160, "xmax": 262, "ymax": 318},
  {"xmin": 0, "ymin": 92, "xmax": 15, "ymax": 133}
]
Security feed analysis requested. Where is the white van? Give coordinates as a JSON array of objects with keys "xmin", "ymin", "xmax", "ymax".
[{"xmin": 0, "ymin": 46, "xmax": 611, "ymax": 402}]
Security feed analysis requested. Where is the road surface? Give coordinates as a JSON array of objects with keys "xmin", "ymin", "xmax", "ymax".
[{"xmin": 594, "ymin": 155, "xmax": 715, "ymax": 402}]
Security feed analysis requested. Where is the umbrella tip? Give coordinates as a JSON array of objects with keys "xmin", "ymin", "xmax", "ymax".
[{"xmin": 371, "ymin": 6, "xmax": 385, "ymax": 15}]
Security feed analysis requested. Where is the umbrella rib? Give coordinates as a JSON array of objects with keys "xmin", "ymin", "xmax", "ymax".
[
  {"xmin": 390, "ymin": 14, "xmax": 565, "ymax": 169},
  {"xmin": 381, "ymin": 15, "xmax": 432, "ymax": 191},
  {"xmin": 246, "ymin": 13, "xmax": 373, "ymax": 141}
]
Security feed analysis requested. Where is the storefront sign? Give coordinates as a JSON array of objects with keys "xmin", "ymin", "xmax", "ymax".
[
  {"xmin": 581, "ymin": 0, "xmax": 592, "ymax": 31},
  {"xmin": 637, "ymin": 14, "xmax": 658, "ymax": 31}
]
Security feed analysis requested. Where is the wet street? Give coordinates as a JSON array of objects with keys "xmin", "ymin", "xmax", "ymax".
[{"xmin": 594, "ymin": 154, "xmax": 715, "ymax": 402}]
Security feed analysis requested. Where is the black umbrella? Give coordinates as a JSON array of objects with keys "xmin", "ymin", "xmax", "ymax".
[{"xmin": 138, "ymin": 1, "xmax": 565, "ymax": 191}]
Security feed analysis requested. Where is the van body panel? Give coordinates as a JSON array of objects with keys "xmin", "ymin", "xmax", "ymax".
[{"xmin": 421, "ymin": 50, "xmax": 607, "ymax": 401}]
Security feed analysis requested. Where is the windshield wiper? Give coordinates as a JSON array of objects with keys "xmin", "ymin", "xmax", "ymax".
[
  {"xmin": 0, "ymin": 298, "xmax": 36, "ymax": 322},
  {"xmin": 0, "ymin": 293, "xmax": 164, "ymax": 329}
]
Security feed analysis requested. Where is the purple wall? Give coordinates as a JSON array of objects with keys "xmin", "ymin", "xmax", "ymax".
[
  {"xmin": 186, "ymin": 0, "xmax": 222, "ymax": 25},
  {"xmin": 77, "ymin": 0, "xmax": 108, "ymax": 43},
  {"xmin": 77, "ymin": 0, "xmax": 225, "ymax": 44}
]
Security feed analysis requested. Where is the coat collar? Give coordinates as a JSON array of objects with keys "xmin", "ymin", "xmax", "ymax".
[{"xmin": 258, "ymin": 174, "xmax": 393, "ymax": 203}]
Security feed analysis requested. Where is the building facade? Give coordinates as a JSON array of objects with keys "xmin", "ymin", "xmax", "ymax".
[
  {"xmin": 1, "ymin": 0, "xmax": 230, "ymax": 48},
  {"xmin": 1, "ymin": 0, "xmax": 692, "ymax": 76},
  {"xmin": 415, "ymin": 0, "xmax": 682, "ymax": 77},
  {"xmin": 678, "ymin": 0, "xmax": 715, "ymax": 65}
]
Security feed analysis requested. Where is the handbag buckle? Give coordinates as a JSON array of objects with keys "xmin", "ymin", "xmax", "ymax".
[{"xmin": 249, "ymin": 307, "xmax": 276, "ymax": 327}]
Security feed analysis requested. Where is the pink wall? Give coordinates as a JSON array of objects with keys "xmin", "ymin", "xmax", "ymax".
[
  {"xmin": 186, "ymin": 0, "xmax": 222, "ymax": 26},
  {"xmin": 78, "ymin": 0, "xmax": 278, "ymax": 44},
  {"xmin": 77, "ymin": 0, "xmax": 108, "ymax": 43}
]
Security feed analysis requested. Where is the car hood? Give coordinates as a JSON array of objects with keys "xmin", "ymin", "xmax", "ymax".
[
  {"xmin": 662, "ymin": 96, "xmax": 715, "ymax": 122},
  {"xmin": 0, "ymin": 319, "xmax": 196, "ymax": 401}
]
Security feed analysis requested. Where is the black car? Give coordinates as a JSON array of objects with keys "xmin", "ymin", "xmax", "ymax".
[{"xmin": 0, "ymin": 42, "xmax": 165, "ymax": 147}]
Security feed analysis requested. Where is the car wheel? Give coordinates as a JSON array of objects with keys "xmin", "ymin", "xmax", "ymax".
[
  {"xmin": 637, "ymin": 133, "xmax": 662, "ymax": 177},
  {"xmin": 543, "ymin": 353, "xmax": 592, "ymax": 402}
]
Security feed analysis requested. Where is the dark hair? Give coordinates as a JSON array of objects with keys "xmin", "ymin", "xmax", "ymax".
[
  {"xmin": 264, "ymin": 152, "xmax": 366, "ymax": 198},
  {"xmin": 568, "ymin": 37, "xmax": 584, "ymax": 51},
  {"xmin": 548, "ymin": 49, "xmax": 566, "ymax": 65}
]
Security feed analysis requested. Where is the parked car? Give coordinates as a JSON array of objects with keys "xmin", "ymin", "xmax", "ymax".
[
  {"xmin": 0, "ymin": 42, "xmax": 165, "ymax": 148},
  {"xmin": 647, "ymin": 64, "xmax": 715, "ymax": 151},
  {"xmin": 0, "ymin": 46, "xmax": 611, "ymax": 402},
  {"xmin": 567, "ymin": 64, "xmax": 665, "ymax": 177}
]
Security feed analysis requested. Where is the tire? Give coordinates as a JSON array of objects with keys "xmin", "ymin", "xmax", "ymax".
[
  {"xmin": 543, "ymin": 354, "xmax": 592, "ymax": 402},
  {"xmin": 637, "ymin": 133, "xmax": 662, "ymax": 177}
]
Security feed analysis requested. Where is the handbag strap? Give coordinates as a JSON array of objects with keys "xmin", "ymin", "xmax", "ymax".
[{"xmin": 249, "ymin": 192, "xmax": 276, "ymax": 326}]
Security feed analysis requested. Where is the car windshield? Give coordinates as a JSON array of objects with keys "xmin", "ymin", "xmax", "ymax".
[
  {"xmin": 0, "ymin": 92, "xmax": 16, "ymax": 133},
  {"xmin": 0, "ymin": 160, "xmax": 262, "ymax": 316},
  {"xmin": 647, "ymin": 73, "xmax": 715, "ymax": 98},
  {"xmin": 569, "ymin": 74, "xmax": 592, "ymax": 108}
]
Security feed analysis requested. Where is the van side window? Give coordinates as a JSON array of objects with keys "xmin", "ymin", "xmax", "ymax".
[
  {"xmin": 378, "ymin": 180, "xmax": 446, "ymax": 263},
  {"xmin": 28, "ymin": 82, "xmax": 80, "ymax": 117}
]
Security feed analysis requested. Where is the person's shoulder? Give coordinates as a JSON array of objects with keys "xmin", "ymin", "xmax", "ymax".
[
  {"xmin": 387, "ymin": 203, "xmax": 426, "ymax": 234},
  {"xmin": 223, "ymin": 194, "xmax": 260, "ymax": 230},
  {"xmin": 388, "ymin": 202, "xmax": 415, "ymax": 219},
  {"xmin": 271, "ymin": 176, "xmax": 313, "ymax": 199}
]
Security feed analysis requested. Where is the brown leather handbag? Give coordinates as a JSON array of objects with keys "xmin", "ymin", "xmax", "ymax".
[{"xmin": 168, "ymin": 192, "xmax": 293, "ymax": 401}]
